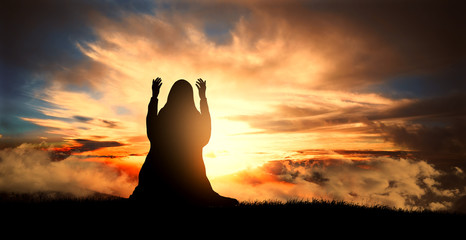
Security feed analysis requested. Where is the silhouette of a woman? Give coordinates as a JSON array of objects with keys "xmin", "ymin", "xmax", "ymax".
[{"xmin": 130, "ymin": 77, "xmax": 238, "ymax": 206}]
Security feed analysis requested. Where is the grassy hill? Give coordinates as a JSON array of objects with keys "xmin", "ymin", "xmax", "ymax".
[
  {"xmin": 3, "ymin": 192, "xmax": 463, "ymax": 236},
  {"xmin": 2, "ymin": 192, "xmax": 464, "ymax": 235},
  {"xmin": 1, "ymin": 191, "xmax": 462, "ymax": 218}
]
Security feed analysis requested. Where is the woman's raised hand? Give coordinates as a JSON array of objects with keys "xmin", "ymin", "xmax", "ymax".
[
  {"xmin": 196, "ymin": 78, "xmax": 207, "ymax": 100},
  {"xmin": 152, "ymin": 77, "xmax": 162, "ymax": 97}
]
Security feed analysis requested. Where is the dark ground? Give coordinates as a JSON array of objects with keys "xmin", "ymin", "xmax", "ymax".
[
  {"xmin": 1, "ymin": 191, "xmax": 464, "ymax": 234},
  {"xmin": 1, "ymin": 191, "xmax": 463, "ymax": 216}
]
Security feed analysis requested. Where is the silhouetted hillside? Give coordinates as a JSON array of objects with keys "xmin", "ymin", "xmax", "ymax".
[{"xmin": 1, "ymin": 191, "xmax": 463, "ymax": 218}]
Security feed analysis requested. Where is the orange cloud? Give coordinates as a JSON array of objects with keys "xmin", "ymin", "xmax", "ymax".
[
  {"xmin": 211, "ymin": 150, "xmax": 460, "ymax": 211},
  {"xmin": 0, "ymin": 143, "xmax": 136, "ymax": 197}
]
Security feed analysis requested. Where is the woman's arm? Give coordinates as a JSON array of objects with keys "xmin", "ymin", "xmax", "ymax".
[
  {"xmin": 147, "ymin": 77, "xmax": 162, "ymax": 141},
  {"xmin": 196, "ymin": 78, "xmax": 211, "ymax": 145}
]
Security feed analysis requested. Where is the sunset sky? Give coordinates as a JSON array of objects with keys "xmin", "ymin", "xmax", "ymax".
[{"xmin": 1, "ymin": 0, "xmax": 465, "ymax": 211}]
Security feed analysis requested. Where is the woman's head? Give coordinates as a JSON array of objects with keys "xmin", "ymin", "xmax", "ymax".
[{"xmin": 165, "ymin": 79, "xmax": 197, "ymax": 112}]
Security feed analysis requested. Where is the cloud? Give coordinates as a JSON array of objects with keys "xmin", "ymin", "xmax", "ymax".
[
  {"xmin": 0, "ymin": 143, "xmax": 136, "ymax": 197},
  {"xmin": 100, "ymin": 119, "xmax": 119, "ymax": 128},
  {"xmin": 369, "ymin": 93, "xmax": 466, "ymax": 121},
  {"xmin": 226, "ymin": 0, "xmax": 465, "ymax": 90},
  {"xmin": 212, "ymin": 151, "xmax": 464, "ymax": 211},
  {"xmin": 73, "ymin": 115, "xmax": 93, "ymax": 122},
  {"xmin": 71, "ymin": 139, "xmax": 124, "ymax": 153},
  {"xmin": 225, "ymin": 93, "xmax": 466, "ymax": 159},
  {"xmin": 0, "ymin": 0, "xmax": 156, "ymax": 140},
  {"xmin": 0, "ymin": 0, "xmax": 156, "ymax": 71},
  {"xmin": 224, "ymin": 90, "xmax": 397, "ymax": 133},
  {"xmin": 363, "ymin": 93, "xmax": 466, "ymax": 174},
  {"xmin": 374, "ymin": 120, "xmax": 466, "ymax": 193},
  {"xmin": 40, "ymin": 138, "xmax": 126, "ymax": 161},
  {"xmin": 377, "ymin": 121, "xmax": 466, "ymax": 155},
  {"xmin": 72, "ymin": 0, "xmax": 464, "ymax": 95},
  {"xmin": 0, "ymin": 0, "xmax": 93, "ymax": 70}
]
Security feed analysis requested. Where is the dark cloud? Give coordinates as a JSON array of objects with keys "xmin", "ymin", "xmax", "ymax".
[
  {"xmin": 0, "ymin": 0, "xmax": 156, "ymax": 71},
  {"xmin": 368, "ymin": 94, "xmax": 466, "ymax": 170},
  {"xmin": 70, "ymin": 117, "xmax": 120, "ymax": 130},
  {"xmin": 52, "ymin": 60, "xmax": 114, "ymax": 88},
  {"xmin": 243, "ymin": 0, "xmax": 465, "ymax": 90},
  {"xmin": 225, "ymin": 104, "xmax": 363, "ymax": 133},
  {"xmin": 225, "ymin": 102, "xmax": 357, "ymax": 133},
  {"xmin": 0, "ymin": 138, "xmax": 124, "ymax": 161},
  {"xmin": 167, "ymin": 0, "xmax": 250, "ymax": 45},
  {"xmin": 332, "ymin": 149, "xmax": 416, "ymax": 159},
  {"xmin": 1, "ymin": 0, "xmax": 96, "ymax": 71},
  {"xmin": 377, "ymin": 122, "xmax": 466, "ymax": 155},
  {"xmin": 363, "ymin": 94, "xmax": 466, "ymax": 188},
  {"xmin": 276, "ymin": 105, "xmax": 331, "ymax": 118},
  {"xmin": 72, "ymin": 139, "xmax": 124, "ymax": 153},
  {"xmin": 452, "ymin": 195, "xmax": 466, "ymax": 213},
  {"xmin": 73, "ymin": 115, "xmax": 93, "ymax": 122},
  {"xmin": 100, "ymin": 119, "xmax": 119, "ymax": 129},
  {"xmin": 370, "ymin": 93, "xmax": 466, "ymax": 121},
  {"xmin": 363, "ymin": 63, "xmax": 466, "ymax": 99},
  {"xmin": 227, "ymin": 93, "xmax": 466, "ymax": 135},
  {"xmin": 226, "ymin": 114, "xmax": 319, "ymax": 133},
  {"xmin": 47, "ymin": 139, "xmax": 125, "ymax": 161},
  {"xmin": 374, "ymin": 121, "xmax": 466, "ymax": 186},
  {"xmin": 225, "ymin": 108, "xmax": 361, "ymax": 133},
  {"xmin": 330, "ymin": 0, "xmax": 465, "ymax": 61}
]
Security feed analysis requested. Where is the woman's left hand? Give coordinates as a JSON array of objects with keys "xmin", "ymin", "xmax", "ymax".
[{"xmin": 196, "ymin": 78, "xmax": 207, "ymax": 100}]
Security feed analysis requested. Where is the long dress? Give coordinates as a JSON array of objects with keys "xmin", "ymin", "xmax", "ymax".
[{"xmin": 130, "ymin": 95, "xmax": 237, "ymax": 206}]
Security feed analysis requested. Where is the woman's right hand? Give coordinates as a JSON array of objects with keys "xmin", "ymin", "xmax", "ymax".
[{"xmin": 152, "ymin": 77, "xmax": 162, "ymax": 97}]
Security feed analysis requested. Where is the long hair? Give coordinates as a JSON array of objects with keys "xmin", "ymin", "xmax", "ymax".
[
  {"xmin": 158, "ymin": 80, "xmax": 200, "ymax": 144},
  {"xmin": 164, "ymin": 80, "xmax": 198, "ymax": 112}
]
